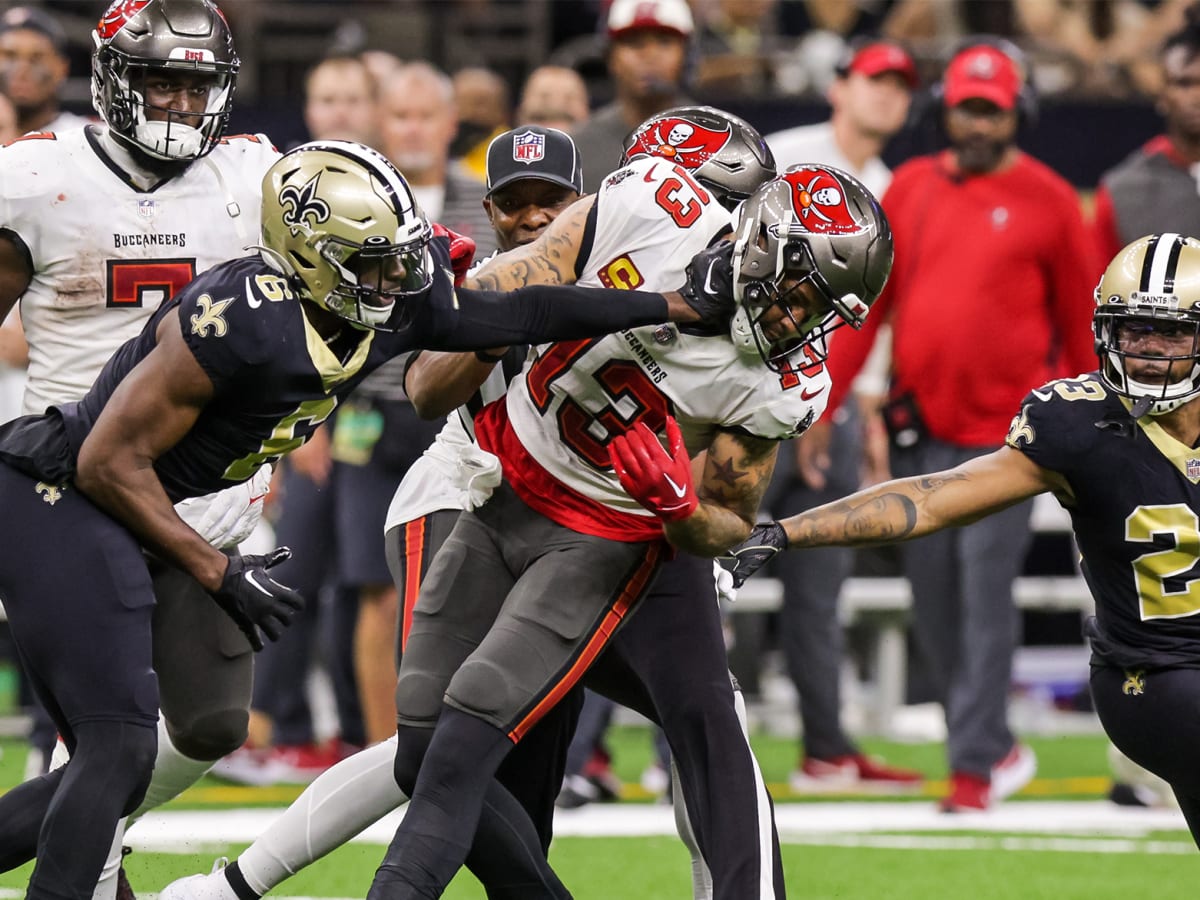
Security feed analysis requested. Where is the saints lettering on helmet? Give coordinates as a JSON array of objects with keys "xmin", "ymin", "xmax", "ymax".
[
  {"xmin": 96, "ymin": 0, "xmax": 153, "ymax": 40},
  {"xmin": 784, "ymin": 168, "xmax": 861, "ymax": 235},
  {"xmin": 625, "ymin": 115, "xmax": 732, "ymax": 171}
]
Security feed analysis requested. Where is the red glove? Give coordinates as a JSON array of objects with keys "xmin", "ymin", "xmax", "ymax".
[
  {"xmin": 431, "ymin": 223, "xmax": 476, "ymax": 286},
  {"xmin": 607, "ymin": 417, "xmax": 698, "ymax": 522}
]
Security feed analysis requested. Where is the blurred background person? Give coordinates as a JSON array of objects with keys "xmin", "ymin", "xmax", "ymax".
[
  {"xmin": 0, "ymin": 5, "xmax": 88, "ymax": 134},
  {"xmin": 819, "ymin": 39, "xmax": 1096, "ymax": 812},
  {"xmin": 302, "ymin": 53, "xmax": 381, "ymax": 148},
  {"xmin": 516, "ymin": 64, "xmax": 590, "ymax": 131},
  {"xmin": 760, "ymin": 37, "xmax": 924, "ymax": 793},
  {"xmin": 693, "ymin": 0, "xmax": 789, "ymax": 95},
  {"xmin": 451, "ymin": 66, "xmax": 512, "ymax": 181},
  {"xmin": 379, "ymin": 61, "xmax": 495, "ymax": 256},
  {"xmin": 571, "ymin": 0, "xmax": 694, "ymax": 190}
]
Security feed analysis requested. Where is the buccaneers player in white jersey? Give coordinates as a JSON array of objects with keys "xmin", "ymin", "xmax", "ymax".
[
  {"xmin": 0, "ymin": 2, "xmax": 278, "ymax": 897},
  {"xmin": 366, "ymin": 120, "xmax": 894, "ymax": 895}
]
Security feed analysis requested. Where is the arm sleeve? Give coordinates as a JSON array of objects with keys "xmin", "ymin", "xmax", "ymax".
[{"xmin": 418, "ymin": 282, "xmax": 670, "ymax": 352}]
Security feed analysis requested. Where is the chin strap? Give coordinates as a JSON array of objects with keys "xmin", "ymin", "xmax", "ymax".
[{"xmin": 1130, "ymin": 396, "xmax": 1154, "ymax": 420}]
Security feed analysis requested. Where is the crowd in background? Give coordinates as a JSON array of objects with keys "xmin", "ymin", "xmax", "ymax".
[{"xmin": 1, "ymin": 0, "xmax": 1197, "ymax": 813}]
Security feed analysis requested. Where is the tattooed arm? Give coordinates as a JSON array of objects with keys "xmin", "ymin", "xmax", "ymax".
[
  {"xmin": 664, "ymin": 429, "xmax": 780, "ymax": 556},
  {"xmin": 465, "ymin": 195, "xmax": 593, "ymax": 292},
  {"xmin": 778, "ymin": 446, "xmax": 1066, "ymax": 549}
]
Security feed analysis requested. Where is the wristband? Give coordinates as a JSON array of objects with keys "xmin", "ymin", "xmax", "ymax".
[{"xmin": 475, "ymin": 349, "xmax": 506, "ymax": 363}]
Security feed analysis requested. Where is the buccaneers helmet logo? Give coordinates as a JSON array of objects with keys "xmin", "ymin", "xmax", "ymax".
[
  {"xmin": 784, "ymin": 167, "xmax": 861, "ymax": 235},
  {"xmin": 625, "ymin": 116, "xmax": 732, "ymax": 171},
  {"xmin": 279, "ymin": 173, "xmax": 331, "ymax": 231},
  {"xmin": 96, "ymin": 0, "xmax": 152, "ymax": 40}
]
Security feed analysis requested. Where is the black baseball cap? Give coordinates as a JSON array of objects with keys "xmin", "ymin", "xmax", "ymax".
[
  {"xmin": 0, "ymin": 6, "xmax": 68, "ymax": 55},
  {"xmin": 485, "ymin": 125, "xmax": 584, "ymax": 198}
]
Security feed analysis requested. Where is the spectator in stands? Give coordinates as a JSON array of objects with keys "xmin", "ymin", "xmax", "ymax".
[
  {"xmin": 451, "ymin": 66, "xmax": 512, "ymax": 182},
  {"xmin": 302, "ymin": 54, "xmax": 381, "ymax": 149},
  {"xmin": 516, "ymin": 64, "xmax": 590, "ymax": 131},
  {"xmin": 0, "ymin": 6, "xmax": 89, "ymax": 134},
  {"xmin": 809, "ymin": 40, "xmax": 1096, "ymax": 811},
  {"xmin": 379, "ymin": 61, "xmax": 496, "ymax": 256},
  {"xmin": 762, "ymin": 38, "xmax": 924, "ymax": 793},
  {"xmin": 1092, "ymin": 4, "xmax": 1200, "ymax": 268},
  {"xmin": 570, "ymin": 0, "xmax": 693, "ymax": 190},
  {"xmin": 693, "ymin": 0, "xmax": 789, "ymax": 95}
]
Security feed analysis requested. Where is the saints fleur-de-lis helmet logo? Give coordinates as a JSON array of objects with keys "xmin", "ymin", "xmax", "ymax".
[{"xmin": 279, "ymin": 172, "xmax": 331, "ymax": 231}]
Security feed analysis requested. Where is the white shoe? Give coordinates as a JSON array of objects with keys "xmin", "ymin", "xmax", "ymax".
[
  {"xmin": 159, "ymin": 858, "xmax": 238, "ymax": 900},
  {"xmin": 990, "ymin": 743, "xmax": 1037, "ymax": 803}
]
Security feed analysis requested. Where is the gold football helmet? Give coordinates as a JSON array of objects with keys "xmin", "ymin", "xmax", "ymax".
[
  {"xmin": 260, "ymin": 140, "xmax": 433, "ymax": 331},
  {"xmin": 1094, "ymin": 233, "xmax": 1200, "ymax": 415}
]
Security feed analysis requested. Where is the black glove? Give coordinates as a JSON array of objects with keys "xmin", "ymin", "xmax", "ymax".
[
  {"xmin": 678, "ymin": 240, "xmax": 736, "ymax": 335},
  {"xmin": 210, "ymin": 547, "xmax": 304, "ymax": 652},
  {"xmin": 720, "ymin": 521, "xmax": 789, "ymax": 589}
]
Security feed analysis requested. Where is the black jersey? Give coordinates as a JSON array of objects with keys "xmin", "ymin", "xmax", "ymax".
[
  {"xmin": 0, "ymin": 239, "xmax": 674, "ymax": 501},
  {"xmin": 1007, "ymin": 373, "xmax": 1200, "ymax": 669}
]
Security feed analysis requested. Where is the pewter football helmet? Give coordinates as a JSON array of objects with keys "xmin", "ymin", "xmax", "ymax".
[
  {"xmin": 621, "ymin": 106, "xmax": 776, "ymax": 209},
  {"xmin": 1094, "ymin": 233, "xmax": 1200, "ymax": 415},
  {"xmin": 260, "ymin": 140, "xmax": 433, "ymax": 331},
  {"xmin": 730, "ymin": 165, "xmax": 892, "ymax": 370},
  {"xmin": 91, "ymin": 0, "xmax": 238, "ymax": 161}
]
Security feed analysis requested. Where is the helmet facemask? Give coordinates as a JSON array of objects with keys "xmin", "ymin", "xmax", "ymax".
[
  {"xmin": 317, "ymin": 237, "xmax": 433, "ymax": 332},
  {"xmin": 1093, "ymin": 233, "xmax": 1200, "ymax": 417}
]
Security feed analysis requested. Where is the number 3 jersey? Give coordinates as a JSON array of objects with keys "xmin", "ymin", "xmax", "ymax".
[
  {"xmin": 476, "ymin": 155, "xmax": 830, "ymax": 542},
  {"xmin": 0, "ymin": 126, "xmax": 279, "ymax": 414},
  {"xmin": 1008, "ymin": 373, "xmax": 1200, "ymax": 668}
]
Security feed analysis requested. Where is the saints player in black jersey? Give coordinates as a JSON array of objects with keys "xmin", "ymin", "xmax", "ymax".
[
  {"xmin": 0, "ymin": 139, "xmax": 733, "ymax": 898},
  {"xmin": 725, "ymin": 232, "xmax": 1200, "ymax": 846}
]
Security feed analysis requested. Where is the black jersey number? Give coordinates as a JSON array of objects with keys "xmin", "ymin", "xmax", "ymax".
[
  {"xmin": 525, "ymin": 339, "xmax": 671, "ymax": 470},
  {"xmin": 1126, "ymin": 504, "xmax": 1200, "ymax": 620},
  {"xmin": 106, "ymin": 259, "xmax": 196, "ymax": 309}
]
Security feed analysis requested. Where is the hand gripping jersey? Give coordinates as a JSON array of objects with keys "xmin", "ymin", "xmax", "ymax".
[
  {"xmin": 0, "ymin": 127, "xmax": 279, "ymax": 414},
  {"xmin": 478, "ymin": 155, "xmax": 830, "ymax": 541},
  {"xmin": 1007, "ymin": 373, "xmax": 1200, "ymax": 668}
]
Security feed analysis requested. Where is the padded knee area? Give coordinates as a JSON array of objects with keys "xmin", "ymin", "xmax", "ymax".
[
  {"xmin": 445, "ymin": 658, "xmax": 512, "ymax": 724},
  {"xmin": 166, "ymin": 707, "xmax": 249, "ymax": 761},
  {"xmin": 72, "ymin": 720, "xmax": 158, "ymax": 817},
  {"xmin": 395, "ymin": 668, "xmax": 452, "ymax": 725}
]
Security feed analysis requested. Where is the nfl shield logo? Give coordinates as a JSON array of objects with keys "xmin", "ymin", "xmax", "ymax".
[
  {"xmin": 512, "ymin": 130, "xmax": 545, "ymax": 165},
  {"xmin": 1188, "ymin": 458, "xmax": 1200, "ymax": 482},
  {"xmin": 138, "ymin": 199, "xmax": 157, "ymax": 219}
]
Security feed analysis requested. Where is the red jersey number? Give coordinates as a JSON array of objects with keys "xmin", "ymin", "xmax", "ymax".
[
  {"xmin": 525, "ymin": 343, "xmax": 672, "ymax": 470},
  {"xmin": 654, "ymin": 164, "xmax": 712, "ymax": 229},
  {"xmin": 106, "ymin": 258, "xmax": 196, "ymax": 309}
]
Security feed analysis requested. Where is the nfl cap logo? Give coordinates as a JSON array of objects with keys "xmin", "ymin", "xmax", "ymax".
[
  {"xmin": 512, "ymin": 130, "xmax": 545, "ymax": 164},
  {"xmin": 486, "ymin": 125, "xmax": 584, "ymax": 197}
]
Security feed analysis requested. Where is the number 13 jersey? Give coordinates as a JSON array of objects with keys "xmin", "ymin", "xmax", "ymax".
[{"xmin": 479, "ymin": 155, "xmax": 830, "ymax": 541}]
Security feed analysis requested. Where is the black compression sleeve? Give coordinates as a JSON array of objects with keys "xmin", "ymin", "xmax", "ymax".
[{"xmin": 424, "ymin": 283, "xmax": 669, "ymax": 352}]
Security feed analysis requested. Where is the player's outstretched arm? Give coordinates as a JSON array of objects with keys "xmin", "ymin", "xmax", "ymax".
[
  {"xmin": 465, "ymin": 195, "xmax": 593, "ymax": 292},
  {"xmin": 778, "ymin": 446, "xmax": 1062, "ymax": 549},
  {"xmin": 74, "ymin": 314, "xmax": 233, "ymax": 591}
]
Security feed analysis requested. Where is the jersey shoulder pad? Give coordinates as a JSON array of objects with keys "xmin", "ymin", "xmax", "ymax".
[
  {"xmin": 735, "ymin": 366, "xmax": 830, "ymax": 441},
  {"xmin": 1005, "ymin": 373, "xmax": 1112, "ymax": 470},
  {"xmin": 0, "ymin": 130, "xmax": 75, "ymax": 200},
  {"xmin": 178, "ymin": 256, "xmax": 290, "ymax": 373}
]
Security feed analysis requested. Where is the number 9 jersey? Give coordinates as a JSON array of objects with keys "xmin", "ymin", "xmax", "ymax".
[
  {"xmin": 1007, "ymin": 372, "xmax": 1200, "ymax": 669},
  {"xmin": 480, "ymin": 155, "xmax": 831, "ymax": 541}
]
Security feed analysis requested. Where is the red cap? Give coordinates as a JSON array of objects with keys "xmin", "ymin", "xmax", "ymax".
[
  {"xmin": 607, "ymin": 0, "xmax": 694, "ymax": 40},
  {"xmin": 943, "ymin": 45, "xmax": 1022, "ymax": 110},
  {"xmin": 845, "ymin": 42, "xmax": 917, "ymax": 89}
]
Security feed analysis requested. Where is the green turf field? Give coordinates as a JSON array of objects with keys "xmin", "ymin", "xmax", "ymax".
[{"xmin": 1, "ymin": 728, "xmax": 1195, "ymax": 899}]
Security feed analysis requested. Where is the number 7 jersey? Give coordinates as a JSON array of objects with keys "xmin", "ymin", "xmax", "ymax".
[{"xmin": 478, "ymin": 155, "xmax": 830, "ymax": 541}]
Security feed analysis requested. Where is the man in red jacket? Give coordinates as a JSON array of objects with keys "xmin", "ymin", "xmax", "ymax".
[{"xmin": 807, "ymin": 40, "xmax": 1097, "ymax": 812}]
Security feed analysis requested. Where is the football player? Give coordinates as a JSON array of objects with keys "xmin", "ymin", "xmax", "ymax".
[
  {"xmin": 366, "ymin": 135, "xmax": 893, "ymax": 894},
  {"xmin": 0, "ymin": 1, "xmax": 279, "ymax": 896},
  {"xmin": 724, "ymin": 232, "xmax": 1200, "ymax": 848},
  {"xmin": 160, "ymin": 110, "xmax": 790, "ymax": 900},
  {"xmin": 0, "ymin": 136, "xmax": 731, "ymax": 897}
]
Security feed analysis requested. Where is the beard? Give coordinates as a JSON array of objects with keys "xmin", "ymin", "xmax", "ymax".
[{"xmin": 953, "ymin": 136, "xmax": 1009, "ymax": 174}]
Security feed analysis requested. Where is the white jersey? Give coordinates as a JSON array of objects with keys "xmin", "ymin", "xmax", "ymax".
[
  {"xmin": 0, "ymin": 127, "xmax": 279, "ymax": 414},
  {"xmin": 481, "ymin": 155, "xmax": 829, "ymax": 541}
]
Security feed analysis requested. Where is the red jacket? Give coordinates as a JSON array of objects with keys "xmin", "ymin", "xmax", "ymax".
[{"xmin": 827, "ymin": 150, "xmax": 1097, "ymax": 447}]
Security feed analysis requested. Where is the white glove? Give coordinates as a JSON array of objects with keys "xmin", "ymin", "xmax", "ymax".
[
  {"xmin": 175, "ymin": 465, "xmax": 272, "ymax": 549},
  {"xmin": 454, "ymin": 445, "xmax": 503, "ymax": 511},
  {"xmin": 713, "ymin": 559, "xmax": 738, "ymax": 605}
]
